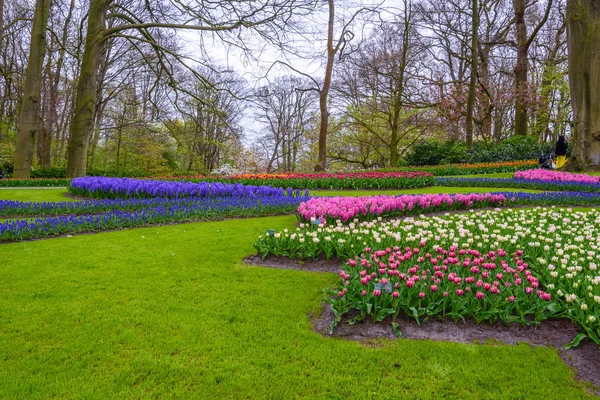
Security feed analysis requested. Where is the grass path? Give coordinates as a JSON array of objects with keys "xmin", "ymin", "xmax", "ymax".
[
  {"xmin": 313, "ymin": 186, "xmax": 544, "ymax": 197},
  {"xmin": 0, "ymin": 188, "xmax": 595, "ymax": 398},
  {"xmin": 0, "ymin": 188, "xmax": 76, "ymax": 202}
]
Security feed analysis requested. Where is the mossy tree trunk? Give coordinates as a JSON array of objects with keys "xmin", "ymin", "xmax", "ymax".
[
  {"xmin": 316, "ymin": 0, "xmax": 335, "ymax": 172},
  {"xmin": 513, "ymin": 0, "xmax": 553, "ymax": 137},
  {"xmin": 567, "ymin": 0, "xmax": 600, "ymax": 170},
  {"xmin": 13, "ymin": 0, "xmax": 51, "ymax": 178},
  {"xmin": 465, "ymin": 0, "xmax": 478, "ymax": 147},
  {"xmin": 66, "ymin": 0, "xmax": 108, "ymax": 178}
]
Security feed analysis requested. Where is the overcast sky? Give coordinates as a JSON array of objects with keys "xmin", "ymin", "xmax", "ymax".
[{"xmin": 178, "ymin": 0, "xmax": 397, "ymax": 143}]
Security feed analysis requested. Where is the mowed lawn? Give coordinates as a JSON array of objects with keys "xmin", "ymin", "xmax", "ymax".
[{"xmin": 0, "ymin": 189, "xmax": 595, "ymax": 399}]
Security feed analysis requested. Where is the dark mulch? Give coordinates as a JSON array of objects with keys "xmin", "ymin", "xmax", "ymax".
[
  {"xmin": 244, "ymin": 254, "xmax": 343, "ymax": 273},
  {"xmin": 246, "ymin": 254, "xmax": 600, "ymax": 396}
]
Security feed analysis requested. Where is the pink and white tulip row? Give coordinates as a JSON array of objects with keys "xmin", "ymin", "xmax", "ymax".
[
  {"xmin": 298, "ymin": 193, "xmax": 507, "ymax": 222},
  {"xmin": 514, "ymin": 169, "xmax": 600, "ymax": 184}
]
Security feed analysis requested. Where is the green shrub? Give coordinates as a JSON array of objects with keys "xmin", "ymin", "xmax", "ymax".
[
  {"xmin": 401, "ymin": 140, "xmax": 467, "ymax": 166},
  {"xmin": 401, "ymin": 136, "xmax": 565, "ymax": 166},
  {"xmin": 467, "ymin": 136, "xmax": 561, "ymax": 163}
]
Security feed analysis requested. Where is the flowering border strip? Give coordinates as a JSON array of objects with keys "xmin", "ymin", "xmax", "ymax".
[
  {"xmin": 380, "ymin": 160, "xmax": 539, "ymax": 176},
  {"xmin": 197, "ymin": 171, "xmax": 436, "ymax": 190},
  {"xmin": 0, "ymin": 178, "xmax": 71, "ymax": 187}
]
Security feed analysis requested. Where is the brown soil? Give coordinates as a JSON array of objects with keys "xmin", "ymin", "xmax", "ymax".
[
  {"xmin": 312, "ymin": 303, "xmax": 600, "ymax": 396},
  {"xmin": 246, "ymin": 254, "xmax": 599, "ymax": 396},
  {"xmin": 244, "ymin": 254, "xmax": 343, "ymax": 273}
]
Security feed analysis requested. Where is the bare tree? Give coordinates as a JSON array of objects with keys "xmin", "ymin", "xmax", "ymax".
[
  {"xmin": 512, "ymin": 0, "xmax": 553, "ymax": 136},
  {"xmin": 256, "ymin": 76, "xmax": 316, "ymax": 172}
]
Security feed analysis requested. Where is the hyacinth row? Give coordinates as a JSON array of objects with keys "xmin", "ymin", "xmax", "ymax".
[
  {"xmin": 327, "ymin": 246, "xmax": 557, "ymax": 335},
  {"xmin": 380, "ymin": 160, "xmax": 539, "ymax": 176},
  {"xmin": 0, "ymin": 195, "xmax": 310, "ymax": 242},
  {"xmin": 0, "ymin": 195, "xmax": 311, "ymax": 218},
  {"xmin": 254, "ymin": 208, "xmax": 600, "ymax": 346},
  {"xmin": 297, "ymin": 193, "xmax": 508, "ymax": 223},
  {"xmin": 296, "ymin": 191, "xmax": 600, "ymax": 223},
  {"xmin": 69, "ymin": 177, "xmax": 308, "ymax": 199},
  {"xmin": 515, "ymin": 169, "xmax": 600, "ymax": 184},
  {"xmin": 437, "ymin": 176, "xmax": 600, "ymax": 192}
]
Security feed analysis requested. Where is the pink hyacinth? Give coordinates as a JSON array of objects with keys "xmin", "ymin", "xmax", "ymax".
[
  {"xmin": 297, "ymin": 192, "xmax": 507, "ymax": 222},
  {"xmin": 515, "ymin": 169, "xmax": 600, "ymax": 184}
]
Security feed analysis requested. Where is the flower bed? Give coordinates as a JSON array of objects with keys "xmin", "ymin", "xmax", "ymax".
[
  {"xmin": 0, "ymin": 195, "xmax": 311, "ymax": 218},
  {"xmin": 437, "ymin": 177, "xmax": 600, "ymax": 192},
  {"xmin": 382, "ymin": 160, "xmax": 538, "ymax": 176},
  {"xmin": 0, "ymin": 195, "xmax": 309, "ymax": 242},
  {"xmin": 201, "ymin": 171, "xmax": 435, "ymax": 190},
  {"xmin": 515, "ymin": 169, "xmax": 600, "ymax": 184},
  {"xmin": 0, "ymin": 178, "xmax": 71, "ymax": 187},
  {"xmin": 297, "ymin": 193, "xmax": 507, "ymax": 223},
  {"xmin": 326, "ymin": 246, "xmax": 556, "ymax": 335},
  {"xmin": 69, "ymin": 176, "xmax": 307, "ymax": 199},
  {"xmin": 254, "ymin": 208, "xmax": 600, "ymax": 346}
]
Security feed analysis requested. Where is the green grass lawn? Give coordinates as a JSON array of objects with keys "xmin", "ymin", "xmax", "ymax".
[
  {"xmin": 0, "ymin": 188, "xmax": 74, "ymax": 202},
  {"xmin": 0, "ymin": 188, "xmax": 596, "ymax": 398},
  {"xmin": 0, "ymin": 216, "xmax": 594, "ymax": 399}
]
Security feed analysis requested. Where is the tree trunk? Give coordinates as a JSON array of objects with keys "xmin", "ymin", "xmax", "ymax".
[
  {"xmin": 37, "ymin": 35, "xmax": 54, "ymax": 168},
  {"xmin": 390, "ymin": 1, "xmax": 411, "ymax": 166},
  {"xmin": 13, "ymin": 0, "xmax": 51, "ymax": 179},
  {"xmin": 316, "ymin": 0, "xmax": 335, "ymax": 172},
  {"xmin": 465, "ymin": 0, "xmax": 479, "ymax": 147},
  {"xmin": 513, "ymin": 0, "xmax": 528, "ymax": 136},
  {"xmin": 567, "ymin": 0, "xmax": 600, "ymax": 169},
  {"xmin": 0, "ymin": 0, "xmax": 4, "ymax": 142},
  {"xmin": 66, "ymin": 0, "xmax": 108, "ymax": 178},
  {"xmin": 478, "ymin": 45, "xmax": 492, "ymax": 141}
]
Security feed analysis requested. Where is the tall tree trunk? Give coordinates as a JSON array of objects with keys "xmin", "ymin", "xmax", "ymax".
[
  {"xmin": 66, "ymin": 0, "xmax": 108, "ymax": 178},
  {"xmin": 316, "ymin": 0, "xmax": 335, "ymax": 172},
  {"xmin": 567, "ymin": 0, "xmax": 600, "ymax": 169},
  {"xmin": 390, "ymin": 0, "xmax": 411, "ymax": 166},
  {"xmin": 465, "ymin": 0, "xmax": 479, "ymax": 147},
  {"xmin": 49, "ymin": 0, "xmax": 75, "ymax": 166},
  {"xmin": 0, "ymin": 0, "xmax": 4, "ymax": 142},
  {"xmin": 37, "ymin": 35, "xmax": 54, "ymax": 168},
  {"xmin": 513, "ymin": 0, "xmax": 528, "ymax": 136},
  {"xmin": 13, "ymin": 0, "xmax": 51, "ymax": 179},
  {"xmin": 513, "ymin": 0, "xmax": 553, "ymax": 137},
  {"xmin": 478, "ymin": 45, "xmax": 492, "ymax": 141}
]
